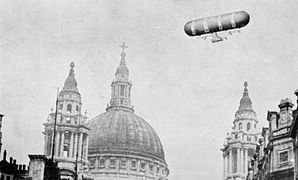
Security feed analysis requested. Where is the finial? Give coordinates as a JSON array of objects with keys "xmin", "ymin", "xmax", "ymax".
[
  {"xmin": 69, "ymin": 62, "xmax": 75, "ymax": 76},
  {"xmin": 119, "ymin": 42, "xmax": 128, "ymax": 62},
  {"xmin": 244, "ymin": 81, "xmax": 248, "ymax": 91},
  {"xmin": 70, "ymin": 62, "xmax": 75, "ymax": 69}
]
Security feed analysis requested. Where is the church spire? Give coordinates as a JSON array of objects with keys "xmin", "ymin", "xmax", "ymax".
[
  {"xmin": 62, "ymin": 62, "xmax": 78, "ymax": 92},
  {"xmin": 237, "ymin": 81, "xmax": 253, "ymax": 112},
  {"xmin": 107, "ymin": 42, "xmax": 133, "ymax": 112}
]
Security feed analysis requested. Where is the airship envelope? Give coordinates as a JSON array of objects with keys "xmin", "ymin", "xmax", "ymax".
[{"xmin": 184, "ymin": 11, "xmax": 250, "ymax": 37}]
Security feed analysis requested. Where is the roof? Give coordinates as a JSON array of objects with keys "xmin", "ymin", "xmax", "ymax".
[{"xmin": 88, "ymin": 109, "xmax": 166, "ymax": 163}]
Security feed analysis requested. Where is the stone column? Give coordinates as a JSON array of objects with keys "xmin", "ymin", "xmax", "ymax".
[
  {"xmin": 223, "ymin": 154, "xmax": 226, "ymax": 179},
  {"xmin": 55, "ymin": 131, "xmax": 60, "ymax": 157},
  {"xmin": 69, "ymin": 132, "xmax": 73, "ymax": 158},
  {"xmin": 229, "ymin": 149, "xmax": 232, "ymax": 174},
  {"xmin": 84, "ymin": 135, "xmax": 89, "ymax": 161},
  {"xmin": 237, "ymin": 148, "xmax": 240, "ymax": 173},
  {"xmin": 74, "ymin": 133, "xmax": 78, "ymax": 158},
  {"xmin": 60, "ymin": 132, "xmax": 65, "ymax": 157},
  {"xmin": 78, "ymin": 132, "xmax": 83, "ymax": 160},
  {"xmin": 240, "ymin": 148, "xmax": 243, "ymax": 173},
  {"xmin": 225, "ymin": 154, "xmax": 228, "ymax": 178},
  {"xmin": 244, "ymin": 149, "xmax": 248, "ymax": 175},
  {"xmin": 44, "ymin": 131, "xmax": 47, "ymax": 155}
]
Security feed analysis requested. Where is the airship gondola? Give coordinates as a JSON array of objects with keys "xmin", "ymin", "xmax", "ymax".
[{"xmin": 184, "ymin": 11, "xmax": 250, "ymax": 43}]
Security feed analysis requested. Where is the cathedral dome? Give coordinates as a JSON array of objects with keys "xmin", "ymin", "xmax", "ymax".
[
  {"xmin": 87, "ymin": 43, "xmax": 169, "ymax": 179},
  {"xmin": 88, "ymin": 109, "xmax": 166, "ymax": 163}
]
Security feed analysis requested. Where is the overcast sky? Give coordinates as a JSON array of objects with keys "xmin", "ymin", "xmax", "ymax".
[{"xmin": 1, "ymin": 0, "xmax": 298, "ymax": 179}]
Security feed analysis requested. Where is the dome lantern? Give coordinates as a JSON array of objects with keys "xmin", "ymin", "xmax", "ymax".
[{"xmin": 107, "ymin": 42, "xmax": 133, "ymax": 112}]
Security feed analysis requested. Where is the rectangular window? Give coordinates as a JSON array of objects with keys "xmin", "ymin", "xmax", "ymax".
[
  {"xmin": 280, "ymin": 151, "xmax": 289, "ymax": 163},
  {"xmin": 89, "ymin": 157, "xmax": 95, "ymax": 169},
  {"xmin": 131, "ymin": 160, "xmax": 137, "ymax": 170},
  {"xmin": 110, "ymin": 159, "xmax": 116, "ymax": 168},
  {"xmin": 156, "ymin": 166, "xmax": 160, "ymax": 174},
  {"xmin": 149, "ymin": 164, "xmax": 154, "ymax": 172},
  {"xmin": 99, "ymin": 159, "xmax": 105, "ymax": 168},
  {"xmin": 140, "ymin": 162, "xmax": 146, "ymax": 171},
  {"xmin": 120, "ymin": 159, "xmax": 127, "ymax": 168}
]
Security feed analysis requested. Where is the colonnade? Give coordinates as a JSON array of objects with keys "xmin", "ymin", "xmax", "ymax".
[
  {"xmin": 45, "ymin": 130, "xmax": 89, "ymax": 161},
  {"xmin": 223, "ymin": 147, "xmax": 249, "ymax": 179}
]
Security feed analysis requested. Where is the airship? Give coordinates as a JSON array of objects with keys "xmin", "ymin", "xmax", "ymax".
[{"xmin": 184, "ymin": 11, "xmax": 250, "ymax": 43}]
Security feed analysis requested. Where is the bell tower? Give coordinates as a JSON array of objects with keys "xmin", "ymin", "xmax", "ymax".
[
  {"xmin": 222, "ymin": 82, "xmax": 260, "ymax": 180},
  {"xmin": 43, "ymin": 62, "xmax": 90, "ymax": 180}
]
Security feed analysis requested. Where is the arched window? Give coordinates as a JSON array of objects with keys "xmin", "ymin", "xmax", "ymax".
[
  {"xmin": 59, "ymin": 104, "xmax": 63, "ymax": 110},
  {"xmin": 76, "ymin": 105, "xmax": 79, "ymax": 112},
  {"xmin": 239, "ymin": 122, "xmax": 243, "ymax": 130},
  {"xmin": 247, "ymin": 122, "xmax": 251, "ymax": 131},
  {"xmin": 67, "ymin": 104, "xmax": 72, "ymax": 113}
]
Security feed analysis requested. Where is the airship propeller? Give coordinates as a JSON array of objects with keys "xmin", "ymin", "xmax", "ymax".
[{"xmin": 184, "ymin": 11, "xmax": 250, "ymax": 43}]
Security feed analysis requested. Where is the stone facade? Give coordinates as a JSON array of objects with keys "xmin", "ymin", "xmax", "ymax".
[
  {"xmin": 43, "ymin": 62, "xmax": 90, "ymax": 180},
  {"xmin": 249, "ymin": 96, "xmax": 297, "ymax": 180},
  {"xmin": 290, "ymin": 90, "xmax": 298, "ymax": 180},
  {"xmin": 222, "ymin": 82, "xmax": 260, "ymax": 180}
]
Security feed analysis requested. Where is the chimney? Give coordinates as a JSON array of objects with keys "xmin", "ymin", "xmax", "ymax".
[
  {"xmin": 3, "ymin": 150, "xmax": 6, "ymax": 161},
  {"xmin": 22, "ymin": 164, "xmax": 26, "ymax": 170},
  {"xmin": 9, "ymin": 157, "xmax": 13, "ymax": 164},
  {"xmin": 278, "ymin": 98, "xmax": 294, "ymax": 110}
]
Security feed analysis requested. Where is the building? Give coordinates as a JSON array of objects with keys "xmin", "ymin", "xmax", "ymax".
[
  {"xmin": 222, "ymin": 82, "xmax": 260, "ymax": 180},
  {"xmin": 87, "ymin": 43, "xmax": 169, "ymax": 180},
  {"xmin": 249, "ymin": 93, "xmax": 297, "ymax": 180},
  {"xmin": 43, "ymin": 62, "xmax": 90, "ymax": 180},
  {"xmin": 43, "ymin": 43, "xmax": 169, "ymax": 180},
  {"xmin": 264, "ymin": 98, "xmax": 294, "ymax": 180},
  {"xmin": 0, "ymin": 150, "xmax": 29, "ymax": 180},
  {"xmin": 28, "ymin": 155, "xmax": 60, "ymax": 180},
  {"xmin": 289, "ymin": 89, "xmax": 298, "ymax": 180}
]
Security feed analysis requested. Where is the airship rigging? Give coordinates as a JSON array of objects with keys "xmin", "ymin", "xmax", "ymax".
[{"xmin": 184, "ymin": 11, "xmax": 250, "ymax": 43}]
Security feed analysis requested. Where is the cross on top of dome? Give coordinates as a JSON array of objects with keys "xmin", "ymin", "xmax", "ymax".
[{"xmin": 119, "ymin": 42, "xmax": 128, "ymax": 59}]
